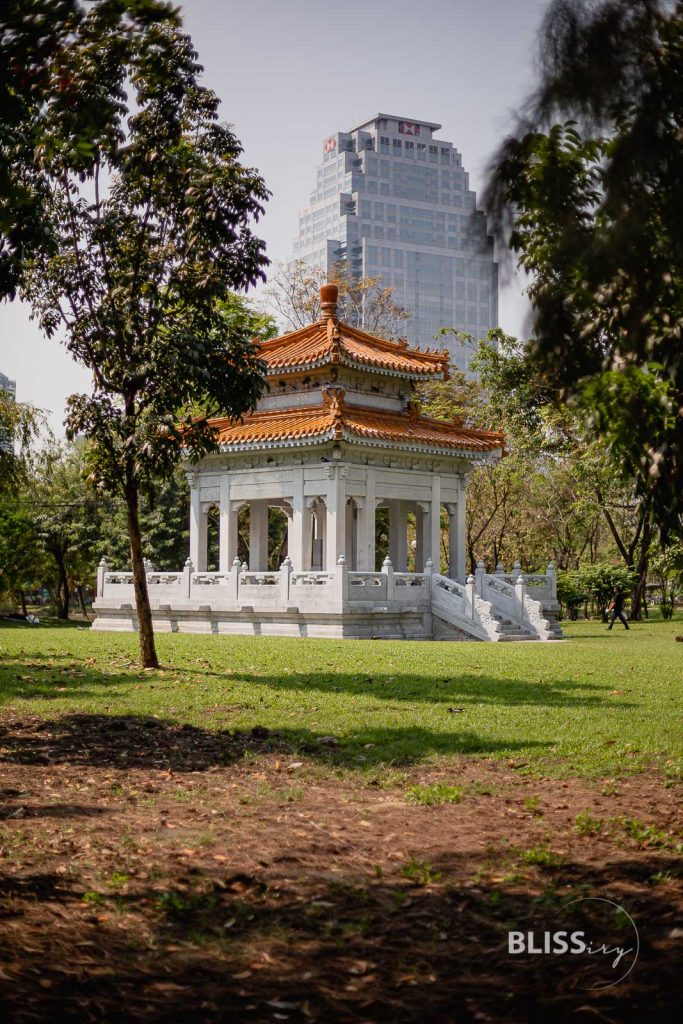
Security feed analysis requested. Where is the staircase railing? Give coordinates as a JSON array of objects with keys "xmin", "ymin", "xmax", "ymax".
[
  {"xmin": 430, "ymin": 572, "xmax": 501, "ymax": 641},
  {"xmin": 474, "ymin": 561, "xmax": 555, "ymax": 639}
]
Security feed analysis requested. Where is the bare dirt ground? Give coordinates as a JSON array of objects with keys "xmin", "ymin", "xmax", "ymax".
[{"xmin": 0, "ymin": 712, "xmax": 681, "ymax": 1023}]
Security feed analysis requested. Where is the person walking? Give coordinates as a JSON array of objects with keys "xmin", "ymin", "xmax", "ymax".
[{"xmin": 607, "ymin": 585, "xmax": 630, "ymax": 630}]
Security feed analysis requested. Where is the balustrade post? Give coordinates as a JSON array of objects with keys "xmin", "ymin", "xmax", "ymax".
[
  {"xmin": 495, "ymin": 562, "xmax": 505, "ymax": 576},
  {"xmin": 512, "ymin": 560, "xmax": 521, "ymax": 579},
  {"xmin": 334, "ymin": 554, "xmax": 348, "ymax": 604},
  {"xmin": 546, "ymin": 561, "xmax": 557, "ymax": 601},
  {"xmin": 229, "ymin": 556, "xmax": 241, "ymax": 602},
  {"xmin": 382, "ymin": 554, "xmax": 395, "ymax": 601},
  {"xmin": 515, "ymin": 574, "xmax": 526, "ymax": 619},
  {"xmin": 97, "ymin": 557, "xmax": 108, "ymax": 599},
  {"xmin": 423, "ymin": 557, "xmax": 434, "ymax": 607},
  {"xmin": 466, "ymin": 574, "xmax": 476, "ymax": 619},
  {"xmin": 475, "ymin": 559, "xmax": 485, "ymax": 597},
  {"xmin": 182, "ymin": 557, "xmax": 194, "ymax": 599},
  {"xmin": 279, "ymin": 555, "xmax": 292, "ymax": 604}
]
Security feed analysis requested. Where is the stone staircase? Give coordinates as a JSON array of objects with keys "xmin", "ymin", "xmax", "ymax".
[
  {"xmin": 541, "ymin": 610, "xmax": 564, "ymax": 640},
  {"xmin": 492, "ymin": 612, "xmax": 537, "ymax": 642}
]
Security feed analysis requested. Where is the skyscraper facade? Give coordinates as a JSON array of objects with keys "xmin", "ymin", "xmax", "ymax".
[{"xmin": 292, "ymin": 113, "xmax": 498, "ymax": 370}]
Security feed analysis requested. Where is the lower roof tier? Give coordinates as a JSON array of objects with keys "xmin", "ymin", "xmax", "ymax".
[{"xmin": 209, "ymin": 390, "xmax": 504, "ymax": 458}]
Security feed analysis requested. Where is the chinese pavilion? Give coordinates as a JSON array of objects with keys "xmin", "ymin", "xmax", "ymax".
[{"xmin": 93, "ymin": 285, "xmax": 561, "ymax": 641}]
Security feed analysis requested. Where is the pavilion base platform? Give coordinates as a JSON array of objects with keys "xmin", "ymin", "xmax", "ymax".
[
  {"xmin": 91, "ymin": 604, "xmax": 434, "ymax": 640},
  {"xmin": 92, "ymin": 558, "xmax": 562, "ymax": 642}
]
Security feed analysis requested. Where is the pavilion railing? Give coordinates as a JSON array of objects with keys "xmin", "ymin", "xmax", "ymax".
[{"xmin": 96, "ymin": 555, "xmax": 559, "ymax": 638}]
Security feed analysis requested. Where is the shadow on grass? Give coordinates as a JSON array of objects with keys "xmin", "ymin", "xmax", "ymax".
[
  {"xmin": 0, "ymin": 848, "xmax": 679, "ymax": 1023},
  {"xmin": 199, "ymin": 668, "xmax": 620, "ymax": 709},
  {"xmin": 0, "ymin": 714, "xmax": 552, "ymax": 770},
  {"xmin": 0, "ymin": 618, "xmax": 91, "ymax": 631},
  {"xmin": 0, "ymin": 651, "xmax": 624, "ymax": 711}
]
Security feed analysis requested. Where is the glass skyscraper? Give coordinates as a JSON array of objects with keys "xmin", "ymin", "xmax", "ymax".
[{"xmin": 293, "ymin": 113, "xmax": 498, "ymax": 370}]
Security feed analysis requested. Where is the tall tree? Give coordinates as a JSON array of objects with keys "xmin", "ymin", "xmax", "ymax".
[
  {"xmin": 18, "ymin": 8, "xmax": 269, "ymax": 666},
  {"xmin": 0, "ymin": 393, "xmax": 43, "ymax": 496},
  {"xmin": 0, "ymin": 0, "xmax": 177, "ymax": 297},
  {"xmin": 30, "ymin": 440, "xmax": 102, "ymax": 619},
  {"xmin": 419, "ymin": 328, "xmax": 656, "ymax": 609},
  {"xmin": 97, "ymin": 467, "xmax": 190, "ymax": 571},
  {"xmin": 486, "ymin": 0, "xmax": 683, "ymax": 544},
  {"xmin": 265, "ymin": 260, "xmax": 411, "ymax": 338},
  {"xmin": 0, "ymin": 505, "xmax": 42, "ymax": 615}
]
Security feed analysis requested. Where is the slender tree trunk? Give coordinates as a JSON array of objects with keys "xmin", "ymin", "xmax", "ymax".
[
  {"xmin": 56, "ymin": 557, "xmax": 69, "ymax": 620},
  {"xmin": 77, "ymin": 584, "xmax": 88, "ymax": 620},
  {"xmin": 630, "ymin": 524, "xmax": 651, "ymax": 621},
  {"xmin": 19, "ymin": 590, "xmax": 27, "ymax": 617},
  {"xmin": 125, "ymin": 480, "xmax": 159, "ymax": 669}
]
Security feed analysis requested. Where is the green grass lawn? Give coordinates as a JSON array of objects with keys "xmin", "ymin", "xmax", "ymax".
[{"xmin": 0, "ymin": 614, "xmax": 681, "ymax": 779}]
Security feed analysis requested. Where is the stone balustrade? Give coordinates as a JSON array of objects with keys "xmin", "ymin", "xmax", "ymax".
[{"xmin": 93, "ymin": 555, "xmax": 560, "ymax": 640}]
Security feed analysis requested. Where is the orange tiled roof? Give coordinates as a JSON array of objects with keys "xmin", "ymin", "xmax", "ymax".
[
  {"xmin": 210, "ymin": 390, "xmax": 503, "ymax": 455},
  {"xmin": 259, "ymin": 317, "xmax": 449, "ymax": 379}
]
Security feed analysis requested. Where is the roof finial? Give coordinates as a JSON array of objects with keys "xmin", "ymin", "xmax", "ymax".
[{"xmin": 320, "ymin": 283, "xmax": 338, "ymax": 320}]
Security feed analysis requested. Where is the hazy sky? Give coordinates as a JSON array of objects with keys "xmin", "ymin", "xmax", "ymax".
[{"xmin": 0, "ymin": 0, "xmax": 549, "ymax": 434}]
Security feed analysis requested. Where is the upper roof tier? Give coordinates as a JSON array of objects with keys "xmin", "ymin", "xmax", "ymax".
[{"xmin": 259, "ymin": 284, "xmax": 449, "ymax": 381}]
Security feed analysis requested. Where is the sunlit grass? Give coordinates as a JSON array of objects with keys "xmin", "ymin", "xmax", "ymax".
[{"xmin": 0, "ymin": 612, "xmax": 680, "ymax": 778}]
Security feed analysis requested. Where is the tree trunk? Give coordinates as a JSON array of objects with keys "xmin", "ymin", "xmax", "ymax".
[
  {"xmin": 19, "ymin": 590, "xmax": 27, "ymax": 617},
  {"xmin": 125, "ymin": 480, "xmax": 159, "ymax": 669},
  {"xmin": 56, "ymin": 558, "xmax": 69, "ymax": 620},
  {"xmin": 77, "ymin": 584, "xmax": 88, "ymax": 620},
  {"xmin": 629, "ymin": 518, "xmax": 652, "ymax": 621}
]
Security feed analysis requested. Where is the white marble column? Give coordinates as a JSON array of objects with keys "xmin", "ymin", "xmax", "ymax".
[
  {"xmin": 287, "ymin": 469, "xmax": 309, "ymax": 572},
  {"xmin": 356, "ymin": 467, "xmax": 376, "ymax": 570},
  {"xmin": 310, "ymin": 499, "xmax": 325, "ymax": 570},
  {"xmin": 249, "ymin": 501, "xmax": 269, "ymax": 571},
  {"xmin": 456, "ymin": 474, "xmax": 467, "ymax": 582},
  {"xmin": 324, "ymin": 467, "xmax": 346, "ymax": 570},
  {"xmin": 345, "ymin": 499, "xmax": 357, "ymax": 570},
  {"xmin": 189, "ymin": 479, "xmax": 208, "ymax": 572},
  {"xmin": 429, "ymin": 476, "xmax": 442, "ymax": 573},
  {"xmin": 218, "ymin": 476, "xmax": 240, "ymax": 572},
  {"xmin": 445, "ymin": 503, "xmax": 458, "ymax": 580},
  {"xmin": 389, "ymin": 500, "xmax": 408, "ymax": 572},
  {"xmin": 415, "ymin": 502, "xmax": 428, "ymax": 572}
]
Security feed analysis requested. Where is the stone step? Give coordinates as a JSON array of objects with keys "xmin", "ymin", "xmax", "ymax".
[{"xmin": 498, "ymin": 633, "xmax": 535, "ymax": 641}]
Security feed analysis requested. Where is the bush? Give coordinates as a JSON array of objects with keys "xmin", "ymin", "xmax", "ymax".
[
  {"xmin": 558, "ymin": 564, "xmax": 637, "ymax": 620},
  {"xmin": 556, "ymin": 571, "xmax": 587, "ymax": 620}
]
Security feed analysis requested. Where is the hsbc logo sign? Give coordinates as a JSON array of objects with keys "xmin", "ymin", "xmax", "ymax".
[{"xmin": 323, "ymin": 136, "xmax": 337, "ymax": 154}]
